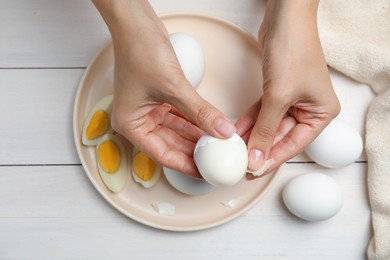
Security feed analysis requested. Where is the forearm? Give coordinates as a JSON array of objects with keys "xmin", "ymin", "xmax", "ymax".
[
  {"xmin": 91, "ymin": 0, "xmax": 158, "ymax": 40},
  {"xmin": 262, "ymin": 0, "xmax": 320, "ymax": 39}
]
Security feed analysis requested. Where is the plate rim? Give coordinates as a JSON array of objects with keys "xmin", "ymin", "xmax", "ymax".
[{"xmin": 73, "ymin": 12, "xmax": 282, "ymax": 232}]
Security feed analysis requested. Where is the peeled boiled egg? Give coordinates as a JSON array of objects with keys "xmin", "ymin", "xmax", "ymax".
[
  {"xmin": 170, "ymin": 32, "xmax": 205, "ymax": 89},
  {"xmin": 82, "ymin": 95, "xmax": 113, "ymax": 146},
  {"xmin": 305, "ymin": 118, "xmax": 363, "ymax": 168},
  {"xmin": 283, "ymin": 173, "xmax": 343, "ymax": 222},
  {"xmin": 131, "ymin": 149, "xmax": 161, "ymax": 188},
  {"xmin": 163, "ymin": 167, "xmax": 214, "ymax": 196},
  {"xmin": 193, "ymin": 134, "xmax": 248, "ymax": 187},
  {"xmin": 96, "ymin": 134, "xmax": 128, "ymax": 193}
]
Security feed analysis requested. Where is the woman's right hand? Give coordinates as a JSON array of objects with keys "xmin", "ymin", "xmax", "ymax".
[{"xmin": 92, "ymin": 0, "xmax": 236, "ymax": 178}]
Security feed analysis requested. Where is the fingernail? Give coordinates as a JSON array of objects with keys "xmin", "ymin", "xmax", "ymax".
[
  {"xmin": 248, "ymin": 149, "xmax": 263, "ymax": 170},
  {"xmin": 214, "ymin": 117, "xmax": 236, "ymax": 137}
]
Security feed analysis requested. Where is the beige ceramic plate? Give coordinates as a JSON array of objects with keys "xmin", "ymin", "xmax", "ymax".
[{"xmin": 73, "ymin": 13, "xmax": 281, "ymax": 231}]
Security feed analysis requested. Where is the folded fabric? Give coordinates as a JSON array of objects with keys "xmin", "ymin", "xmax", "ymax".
[{"xmin": 318, "ymin": 1, "xmax": 390, "ymax": 259}]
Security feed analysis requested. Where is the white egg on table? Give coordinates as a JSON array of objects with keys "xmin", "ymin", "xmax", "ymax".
[
  {"xmin": 305, "ymin": 118, "xmax": 363, "ymax": 168},
  {"xmin": 131, "ymin": 149, "xmax": 161, "ymax": 188},
  {"xmin": 95, "ymin": 134, "xmax": 128, "ymax": 193},
  {"xmin": 283, "ymin": 173, "xmax": 343, "ymax": 222},
  {"xmin": 193, "ymin": 134, "xmax": 248, "ymax": 187},
  {"xmin": 163, "ymin": 167, "xmax": 215, "ymax": 196},
  {"xmin": 82, "ymin": 95, "xmax": 113, "ymax": 146},
  {"xmin": 169, "ymin": 32, "xmax": 205, "ymax": 89}
]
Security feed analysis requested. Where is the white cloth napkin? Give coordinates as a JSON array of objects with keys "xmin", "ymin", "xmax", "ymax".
[{"xmin": 318, "ymin": 1, "xmax": 390, "ymax": 259}]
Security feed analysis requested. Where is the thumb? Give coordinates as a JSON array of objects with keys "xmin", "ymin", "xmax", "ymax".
[
  {"xmin": 247, "ymin": 96, "xmax": 287, "ymax": 170},
  {"xmin": 169, "ymin": 80, "xmax": 236, "ymax": 138}
]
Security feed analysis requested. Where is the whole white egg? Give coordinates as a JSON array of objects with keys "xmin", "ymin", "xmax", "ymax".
[
  {"xmin": 170, "ymin": 32, "xmax": 205, "ymax": 89},
  {"xmin": 193, "ymin": 134, "xmax": 248, "ymax": 187},
  {"xmin": 305, "ymin": 118, "xmax": 363, "ymax": 168},
  {"xmin": 283, "ymin": 173, "xmax": 343, "ymax": 222},
  {"xmin": 163, "ymin": 167, "xmax": 214, "ymax": 196}
]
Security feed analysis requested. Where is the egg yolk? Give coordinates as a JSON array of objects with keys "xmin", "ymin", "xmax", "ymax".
[
  {"xmin": 86, "ymin": 110, "xmax": 109, "ymax": 140},
  {"xmin": 97, "ymin": 140, "xmax": 121, "ymax": 174},
  {"xmin": 133, "ymin": 152, "xmax": 156, "ymax": 181}
]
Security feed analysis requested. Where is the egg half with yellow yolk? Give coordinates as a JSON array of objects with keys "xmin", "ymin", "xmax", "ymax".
[
  {"xmin": 82, "ymin": 95, "xmax": 113, "ymax": 146},
  {"xmin": 96, "ymin": 134, "xmax": 128, "ymax": 193},
  {"xmin": 131, "ymin": 149, "xmax": 161, "ymax": 188}
]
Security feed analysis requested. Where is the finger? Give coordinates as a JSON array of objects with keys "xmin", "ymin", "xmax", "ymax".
[
  {"xmin": 168, "ymin": 79, "xmax": 236, "ymax": 139},
  {"xmin": 162, "ymin": 112, "xmax": 205, "ymax": 143},
  {"xmin": 235, "ymin": 100, "xmax": 261, "ymax": 136},
  {"xmin": 137, "ymin": 134, "xmax": 201, "ymax": 179},
  {"xmin": 264, "ymin": 122, "xmax": 326, "ymax": 175},
  {"xmin": 241, "ymin": 130, "xmax": 251, "ymax": 144},
  {"xmin": 127, "ymin": 128, "xmax": 201, "ymax": 179},
  {"xmin": 154, "ymin": 126, "xmax": 196, "ymax": 156},
  {"xmin": 116, "ymin": 104, "xmax": 201, "ymax": 178},
  {"xmin": 247, "ymin": 96, "xmax": 288, "ymax": 171},
  {"xmin": 169, "ymin": 105, "xmax": 190, "ymax": 121},
  {"xmin": 245, "ymin": 116, "xmax": 297, "ymax": 180},
  {"xmin": 273, "ymin": 115, "xmax": 297, "ymax": 145}
]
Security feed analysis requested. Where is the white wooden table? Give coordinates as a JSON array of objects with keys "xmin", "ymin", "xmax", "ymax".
[{"xmin": 0, "ymin": 1, "xmax": 374, "ymax": 259}]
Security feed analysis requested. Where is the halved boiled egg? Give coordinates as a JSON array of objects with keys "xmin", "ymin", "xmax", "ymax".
[
  {"xmin": 96, "ymin": 134, "xmax": 128, "ymax": 193},
  {"xmin": 131, "ymin": 149, "xmax": 161, "ymax": 188},
  {"xmin": 82, "ymin": 95, "xmax": 113, "ymax": 146}
]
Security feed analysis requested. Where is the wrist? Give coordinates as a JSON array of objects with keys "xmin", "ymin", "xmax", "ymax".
[
  {"xmin": 267, "ymin": 0, "xmax": 319, "ymax": 21},
  {"xmin": 260, "ymin": 0, "xmax": 320, "ymax": 44},
  {"xmin": 263, "ymin": 0, "xmax": 319, "ymax": 31},
  {"xmin": 92, "ymin": 0, "xmax": 148, "ymax": 37}
]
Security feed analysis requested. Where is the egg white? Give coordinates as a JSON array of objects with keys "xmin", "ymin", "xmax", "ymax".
[
  {"xmin": 82, "ymin": 95, "xmax": 113, "ymax": 146},
  {"xmin": 96, "ymin": 134, "xmax": 128, "ymax": 193},
  {"xmin": 131, "ymin": 148, "xmax": 161, "ymax": 188}
]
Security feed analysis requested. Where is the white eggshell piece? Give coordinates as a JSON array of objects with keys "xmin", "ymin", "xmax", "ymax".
[
  {"xmin": 305, "ymin": 118, "xmax": 363, "ymax": 168},
  {"xmin": 194, "ymin": 134, "xmax": 248, "ymax": 187},
  {"xmin": 163, "ymin": 167, "xmax": 214, "ymax": 196},
  {"xmin": 82, "ymin": 95, "xmax": 113, "ymax": 146},
  {"xmin": 221, "ymin": 198, "xmax": 243, "ymax": 209},
  {"xmin": 283, "ymin": 173, "xmax": 343, "ymax": 222},
  {"xmin": 96, "ymin": 134, "xmax": 128, "ymax": 193},
  {"xmin": 170, "ymin": 32, "xmax": 205, "ymax": 89},
  {"xmin": 151, "ymin": 202, "xmax": 175, "ymax": 216}
]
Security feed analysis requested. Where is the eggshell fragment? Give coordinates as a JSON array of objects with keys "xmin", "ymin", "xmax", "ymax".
[
  {"xmin": 151, "ymin": 202, "xmax": 175, "ymax": 216},
  {"xmin": 221, "ymin": 198, "xmax": 243, "ymax": 209}
]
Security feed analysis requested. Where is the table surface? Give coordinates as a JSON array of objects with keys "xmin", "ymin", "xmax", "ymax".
[{"xmin": 0, "ymin": 1, "xmax": 374, "ymax": 259}]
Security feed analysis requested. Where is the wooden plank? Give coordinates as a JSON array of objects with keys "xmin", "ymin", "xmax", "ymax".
[
  {"xmin": 0, "ymin": 0, "xmax": 108, "ymax": 67},
  {"xmin": 0, "ymin": 163, "xmax": 369, "ymax": 258},
  {"xmin": 0, "ymin": 0, "xmax": 265, "ymax": 68},
  {"xmin": 0, "ymin": 69, "xmax": 83, "ymax": 164}
]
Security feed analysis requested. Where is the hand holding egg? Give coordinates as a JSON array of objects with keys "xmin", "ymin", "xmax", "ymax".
[
  {"xmin": 98, "ymin": 0, "xmax": 235, "ymax": 178},
  {"xmin": 236, "ymin": 1, "xmax": 341, "ymax": 176}
]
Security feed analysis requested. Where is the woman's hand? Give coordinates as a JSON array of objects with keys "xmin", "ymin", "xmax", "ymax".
[
  {"xmin": 92, "ymin": 0, "xmax": 236, "ymax": 178},
  {"xmin": 236, "ymin": 0, "xmax": 340, "ymax": 177}
]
